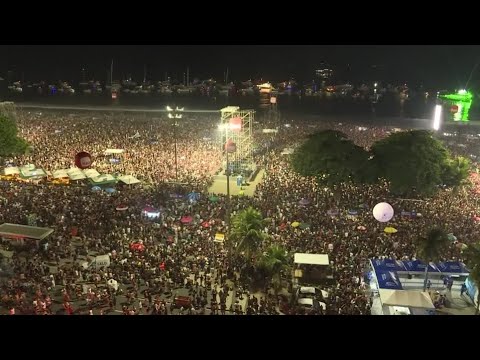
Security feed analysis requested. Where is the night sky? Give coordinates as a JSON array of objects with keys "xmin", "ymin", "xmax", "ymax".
[{"xmin": 1, "ymin": 45, "xmax": 480, "ymax": 88}]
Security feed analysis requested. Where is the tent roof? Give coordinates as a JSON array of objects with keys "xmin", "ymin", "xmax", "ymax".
[
  {"xmin": 294, "ymin": 253, "xmax": 329, "ymax": 266},
  {"xmin": 118, "ymin": 175, "xmax": 141, "ymax": 185},
  {"xmin": 19, "ymin": 166, "xmax": 47, "ymax": 178},
  {"xmin": 4, "ymin": 167, "xmax": 20, "ymax": 176},
  {"xmin": 104, "ymin": 149, "xmax": 125, "ymax": 155},
  {"xmin": 90, "ymin": 174, "xmax": 117, "ymax": 185},
  {"xmin": 0, "ymin": 223, "xmax": 54, "ymax": 240},
  {"xmin": 379, "ymin": 289, "xmax": 435, "ymax": 309},
  {"xmin": 83, "ymin": 169, "xmax": 101, "ymax": 179},
  {"xmin": 281, "ymin": 148, "xmax": 295, "ymax": 155},
  {"xmin": 52, "ymin": 169, "xmax": 69, "ymax": 179}
]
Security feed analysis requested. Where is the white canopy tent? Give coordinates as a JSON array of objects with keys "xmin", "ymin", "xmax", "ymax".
[
  {"xmin": 67, "ymin": 168, "xmax": 87, "ymax": 180},
  {"xmin": 104, "ymin": 149, "xmax": 125, "ymax": 155},
  {"xmin": 20, "ymin": 165, "xmax": 47, "ymax": 178},
  {"xmin": 294, "ymin": 253, "xmax": 329, "ymax": 266},
  {"xmin": 281, "ymin": 148, "xmax": 295, "ymax": 155},
  {"xmin": 4, "ymin": 167, "xmax": 20, "ymax": 176},
  {"xmin": 83, "ymin": 169, "xmax": 101, "ymax": 179},
  {"xmin": 52, "ymin": 169, "xmax": 69, "ymax": 179},
  {"xmin": 378, "ymin": 289, "xmax": 435, "ymax": 309},
  {"xmin": 117, "ymin": 175, "xmax": 141, "ymax": 185},
  {"xmin": 90, "ymin": 174, "xmax": 117, "ymax": 184}
]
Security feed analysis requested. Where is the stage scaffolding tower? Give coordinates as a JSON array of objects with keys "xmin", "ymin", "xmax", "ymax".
[{"xmin": 219, "ymin": 106, "xmax": 254, "ymax": 175}]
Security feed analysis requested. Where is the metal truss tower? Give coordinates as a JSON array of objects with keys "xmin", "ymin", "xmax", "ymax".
[{"xmin": 220, "ymin": 106, "xmax": 254, "ymax": 174}]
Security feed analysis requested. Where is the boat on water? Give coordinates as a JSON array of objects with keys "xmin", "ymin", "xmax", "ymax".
[{"xmin": 257, "ymin": 82, "xmax": 274, "ymax": 94}]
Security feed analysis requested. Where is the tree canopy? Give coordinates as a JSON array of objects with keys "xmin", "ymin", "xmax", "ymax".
[
  {"xmin": 256, "ymin": 245, "xmax": 290, "ymax": 294},
  {"xmin": 441, "ymin": 155, "xmax": 471, "ymax": 188},
  {"xmin": 371, "ymin": 130, "xmax": 456, "ymax": 196},
  {"xmin": 0, "ymin": 109, "xmax": 28, "ymax": 157},
  {"xmin": 291, "ymin": 130, "xmax": 374, "ymax": 186},
  {"xmin": 291, "ymin": 129, "xmax": 467, "ymax": 197},
  {"xmin": 230, "ymin": 207, "xmax": 267, "ymax": 261}
]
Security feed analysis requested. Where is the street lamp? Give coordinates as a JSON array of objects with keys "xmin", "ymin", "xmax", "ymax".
[
  {"xmin": 218, "ymin": 123, "xmax": 236, "ymax": 259},
  {"xmin": 166, "ymin": 106, "xmax": 184, "ymax": 182}
]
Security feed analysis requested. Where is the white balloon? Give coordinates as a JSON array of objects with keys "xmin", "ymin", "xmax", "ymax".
[{"xmin": 373, "ymin": 202, "xmax": 394, "ymax": 222}]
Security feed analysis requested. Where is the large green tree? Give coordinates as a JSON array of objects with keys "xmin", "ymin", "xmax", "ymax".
[
  {"xmin": 415, "ymin": 228, "xmax": 449, "ymax": 292},
  {"xmin": 291, "ymin": 130, "xmax": 375, "ymax": 185},
  {"xmin": 371, "ymin": 130, "xmax": 450, "ymax": 196},
  {"xmin": 0, "ymin": 109, "xmax": 28, "ymax": 157},
  {"xmin": 256, "ymin": 245, "xmax": 290, "ymax": 295},
  {"xmin": 441, "ymin": 155, "xmax": 471, "ymax": 188},
  {"xmin": 230, "ymin": 207, "xmax": 268, "ymax": 262}
]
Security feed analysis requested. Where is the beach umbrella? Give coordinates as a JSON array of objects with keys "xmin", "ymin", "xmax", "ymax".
[
  {"xmin": 181, "ymin": 216, "xmax": 193, "ymax": 224},
  {"xmin": 291, "ymin": 221, "xmax": 300, "ymax": 228},
  {"xmin": 201, "ymin": 221, "xmax": 210, "ymax": 228},
  {"xmin": 357, "ymin": 225, "xmax": 366, "ymax": 231},
  {"xmin": 116, "ymin": 205, "xmax": 128, "ymax": 211},
  {"xmin": 105, "ymin": 188, "xmax": 116, "ymax": 194},
  {"xmin": 348, "ymin": 209, "xmax": 358, "ymax": 215},
  {"xmin": 384, "ymin": 227, "xmax": 398, "ymax": 234},
  {"xmin": 91, "ymin": 186, "xmax": 101, "ymax": 192},
  {"xmin": 373, "ymin": 202, "xmax": 394, "ymax": 222},
  {"xmin": 187, "ymin": 192, "xmax": 200, "ymax": 202},
  {"xmin": 447, "ymin": 233, "xmax": 457, "ymax": 242},
  {"xmin": 209, "ymin": 195, "xmax": 219, "ymax": 203},
  {"xmin": 327, "ymin": 209, "xmax": 339, "ymax": 216},
  {"xmin": 130, "ymin": 243, "xmax": 145, "ymax": 252}
]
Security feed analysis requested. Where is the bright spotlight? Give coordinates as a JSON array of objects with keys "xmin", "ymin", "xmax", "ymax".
[{"xmin": 433, "ymin": 104, "xmax": 442, "ymax": 131}]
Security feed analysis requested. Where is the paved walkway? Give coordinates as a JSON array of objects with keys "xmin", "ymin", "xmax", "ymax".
[{"xmin": 208, "ymin": 169, "xmax": 265, "ymax": 196}]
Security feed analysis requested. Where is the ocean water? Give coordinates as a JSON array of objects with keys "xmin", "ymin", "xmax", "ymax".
[{"xmin": 7, "ymin": 91, "xmax": 480, "ymax": 121}]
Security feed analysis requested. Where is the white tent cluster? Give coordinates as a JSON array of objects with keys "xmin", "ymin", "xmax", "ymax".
[{"xmin": 3, "ymin": 165, "xmax": 141, "ymax": 185}]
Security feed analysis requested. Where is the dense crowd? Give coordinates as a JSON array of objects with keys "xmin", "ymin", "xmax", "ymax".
[{"xmin": 0, "ymin": 109, "xmax": 479, "ymax": 315}]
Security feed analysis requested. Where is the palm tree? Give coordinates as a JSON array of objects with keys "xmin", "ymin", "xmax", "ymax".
[
  {"xmin": 230, "ymin": 207, "xmax": 267, "ymax": 263},
  {"xmin": 415, "ymin": 228, "xmax": 449, "ymax": 292},
  {"xmin": 257, "ymin": 245, "xmax": 290, "ymax": 296},
  {"xmin": 463, "ymin": 243, "xmax": 480, "ymax": 315}
]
